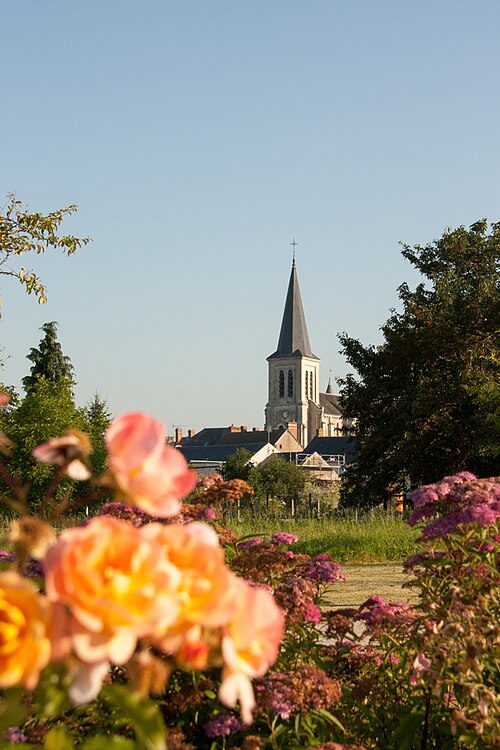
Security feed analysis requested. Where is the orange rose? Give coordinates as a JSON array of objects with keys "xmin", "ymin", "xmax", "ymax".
[
  {"xmin": 219, "ymin": 580, "xmax": 284, "ymax": 723},
  {"xmin": 0, "ymin": 571, "xmax": 63, "ymax": 690},
  {"xmin": 144, "ymin": 522, "xmax": 239, "ymax": 652},
  {"xmin": 44, "ymin": 516, "xmax": 182, "ymax": 666},
  {"xmin": 105, "ymin": 412, "xmax": 196, "ymax": 517}
]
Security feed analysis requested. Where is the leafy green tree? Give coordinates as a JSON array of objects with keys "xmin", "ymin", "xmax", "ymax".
[
  {"xmin": 222, "ymin": 448, "xmax": 253, "ymax": 481},
  {"xmin": 0, "ymin": 193, "xmax": 90, "ymax": 312},
  {"xmin": 22, "ymin": 322, "xmax": 74, "ymax": 394},
  {"xmin": 338, "ymin": 219, "xmax": 500, "ymax": 508},
  {"xmin": 0, "ymin": 377, "xmax": 88, "ymax": 512},
  {"xmin": 248, "ymin": 455, "xmax": 306, "ymax": 512},
  {"xmin": 84, "ymin": 392, "xmax": 112, "ymax": 477}
]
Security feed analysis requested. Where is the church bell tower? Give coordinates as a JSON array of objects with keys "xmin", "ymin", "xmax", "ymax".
[{"xmin": 265, "ymin": 255, "xmax": 320, "ymax": 448}]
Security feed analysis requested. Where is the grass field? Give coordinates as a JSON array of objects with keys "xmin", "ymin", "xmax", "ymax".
[{"xmin": 227, "ymin": 515, "xmax": 420, "ymax": 563}]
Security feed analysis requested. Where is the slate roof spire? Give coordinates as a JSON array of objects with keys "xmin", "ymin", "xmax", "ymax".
[{"xmin": 270, "ymin": 259, "xmax": 319, "ymax": 359}]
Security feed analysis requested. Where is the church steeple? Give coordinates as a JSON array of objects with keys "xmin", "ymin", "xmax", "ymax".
[{"xmin": 271, "ymin": 260, "xmax": 318, "ymax": 360}]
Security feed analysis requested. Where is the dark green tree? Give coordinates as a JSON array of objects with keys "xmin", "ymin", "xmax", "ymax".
[
  {"xmin": 338, "ymin": 219, "xmax": 500, "ymax": 508},
  {"xmin": 84, "ymin": 392, "xmax": 112, "ymax": 477},
  {"xmin": 0, "ymin": 193, "xmax": 90, "ymax": 312},
  {"xmin": 0, "ymin": 377, "xmax": 87, "ymax": 512},
  {"xmin": 22, "ymin": 322, "xmax": 74, "ymax": 394},
  {"xmin": 222, "ymin": 448, "xmax": 253, "ymax": 481},
  {"xmin": 248, "ymin": 455, "xmax": 306, "ymax": 512}
]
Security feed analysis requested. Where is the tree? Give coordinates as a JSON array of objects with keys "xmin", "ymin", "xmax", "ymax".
[
  {"xmin": 222, "ymin": 448, "xmax": 253, "ymax": 481},
  {"xmin": 22, "ymin": 322, "xmax": 74, "ymax": 394},
  {"xmin": 248, "ymin": 455, "xmax": 306, "ymax": 512},
  {"xmin": 84, "ymin": 392, "xmax": 112, "ymax": 477},
  {"xmin": 338, "ymin": 219, "xmax": 500, "ymax": 508},
  {"xmin": 0, "ymin": 377, "xmax": 88, "ymax": 511},
  {"xmin": 0, "ymin": 193, "xmax": 90, "ymax": 313}
]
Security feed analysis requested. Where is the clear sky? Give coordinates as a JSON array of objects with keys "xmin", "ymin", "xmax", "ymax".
[{"xmin": 2, "ymin": 1, "xmax": 500, "ymax": 435}]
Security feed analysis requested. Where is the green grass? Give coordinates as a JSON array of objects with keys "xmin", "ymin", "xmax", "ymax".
[{"xmin": 226, "ymin": 515, "xmax": 420, "ymax": 563}]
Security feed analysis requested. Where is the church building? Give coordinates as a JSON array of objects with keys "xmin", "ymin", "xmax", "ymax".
[{"xmin": 264, "ymin": 258, "xmax": 351, "ymax": 448}]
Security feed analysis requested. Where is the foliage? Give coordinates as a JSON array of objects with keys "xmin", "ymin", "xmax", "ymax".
[
  {"xmin": 248, "ymin": 455, "xmax": 306, "ymax": 512},
  {"xmin": 22, "ymin": 322, "xmax": 75, "ymax": 395},
  {"xmin": 0, "ymin": 395, "xmax": 499, "ymax": 749},
  {"xmin": 84, "ymin": 392, "xmax": 112, "ymax": 479},
  {"xmin": 0, "ymin": 378, "xmax": 88, "ymax": 513},
  {"xmin": 0, "ymin": 193, "xmax": 90, "ymax": 313},
  {"xmin": 221, "ymin": 448, "xmax": 253, "ymax": 481},
  {"xmin": 338, "ymin": 220, "xmax": 500, "ymax": 508}
]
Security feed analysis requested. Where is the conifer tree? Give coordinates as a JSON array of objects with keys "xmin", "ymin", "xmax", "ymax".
[{"xmin": 22, "ymin": 321, "xmax": 74, "ymax": 394}]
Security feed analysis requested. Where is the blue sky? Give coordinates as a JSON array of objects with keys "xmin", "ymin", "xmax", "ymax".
[{"xmin": 2, "ymin": 1, "xmax": 500, "ymax": 434}]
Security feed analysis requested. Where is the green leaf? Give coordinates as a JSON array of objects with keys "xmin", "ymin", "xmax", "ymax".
[
  {"xmin": 82, "ymin": 737, "xmax": 137, "ymax": 750},
  {"xmin": 43, "ymin": 727, "xmax": 74, "ymax": 750},
  {"xmin": 0, "ymin": 687, "xmax": 28, "ymax": 733},
  {"xmin": 101, "ymin": 685, "xmax": 166, "ymax": 750}
]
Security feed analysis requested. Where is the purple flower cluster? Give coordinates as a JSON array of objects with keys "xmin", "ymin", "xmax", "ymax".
[
  {"xmin": 408, "ymin": 475, "xmax": 500, "ymax": 539},
  {"xmin": 356, "ymin": 595, "xmax": 416, "ymax": 629},
  {"xmin": 204, "ymin": 714, "xmax": 241, "ymax": 738},
  {"xmin": 271, "ymin": 532, "xmax": 299, "ymax": 546},
  {"xmin": 255, "ymin": 665, "xmax": 341, "ymax": 720},
  {"xmin": 196, "ymin": 506, "xmax": 217, "ymax": 522},
  {"xmin": 197, "ymin": 473, "xmax": 223, "ymax": 490},
  {"xmin": 3, "ymin": 727, "xmax": 27, "ymax": 744},
  {"xmin": 299, "ymin": 554, "xmax": 345, "ymax": 583},
  {"xmin": 274, "ymin": 576, "xmax": 320, "ymax": 624},
  {"xmin": 237, "ymin": 537, "xmax": 263, "ymax": 551},
  {"xmin": 98, "ymin": 501, "xmax": 149, "ymax": 527}
]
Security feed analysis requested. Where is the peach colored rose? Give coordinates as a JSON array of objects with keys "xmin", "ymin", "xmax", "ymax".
[
  {"xmin": 105, "ymin": 412, "xmax": 196, "ymax": 517},
  {"xmin": 219, "ymin": 579, "xmax": 284, "ymax": 723},
  {"xmin": 0, "ymin": 571, "xmax": 65, "ymax": 690},
  {"xmin": 144, "ymin": 522, "xmax": 239, "ymax": 652},
  {"xmin": 44, "ymin": 516, "xmax": 182, "ymax": 667},
  {"xmin": 0, "ymin": 392, "xmax": 10, "ymax": 406},
  {"xmin": 33, "ymin": 429, "xmax": 92, "ymax": 480}
]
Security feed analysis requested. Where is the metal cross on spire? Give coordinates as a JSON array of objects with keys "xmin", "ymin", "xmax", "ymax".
[{"xmin": 291, "ymin": 236, "xmax": 298, "ymax": 266}]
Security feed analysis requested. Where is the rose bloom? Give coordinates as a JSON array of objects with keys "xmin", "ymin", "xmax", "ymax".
[
  {"xmin": 0, "ymin": 571, "xmax": 67, "ymax": 690},
  {"xmin": 105, "ymin": 412, "xmax": 196, "ymax": 517},
  {"xmin": 145, "ymin": 522, "xmax": 239, "ymax": 652},
  {"xmin": 44, "ymin": 516, "xmax": 182, "ymax": 670},
  {"xmin": 219, "ymin": 579, "xmax": 284, "ymax": 724}
]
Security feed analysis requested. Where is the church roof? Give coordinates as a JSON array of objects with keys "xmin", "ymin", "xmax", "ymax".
[
  {"xmin": 268, "ymin": 260, "xmax": 319, "ymax": 360},
  {"xmin": 179, "ymin": 426, "xmax": 287, "ymax": 448},
  {"xmin": 319, "ymin": 391, "xmax": 342, "ymax": 416},
  {"xmin": 303, "ymin": 436, "xmax": 358, "ymax": 462}
]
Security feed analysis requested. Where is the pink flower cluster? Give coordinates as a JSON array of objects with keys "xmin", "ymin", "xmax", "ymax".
[{"xmin": 408, "ymin": 473, "xmax": 500, "ymax": 539}]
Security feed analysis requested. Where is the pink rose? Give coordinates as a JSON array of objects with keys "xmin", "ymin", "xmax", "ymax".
[{"xmin": 105, "ymin": 412, "xmax": 196, "ymax": 517}]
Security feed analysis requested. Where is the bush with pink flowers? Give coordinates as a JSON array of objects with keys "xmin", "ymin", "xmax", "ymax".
[{"xmin": 0, "ymin": 393, "xmax": 498, "ymax": 749}]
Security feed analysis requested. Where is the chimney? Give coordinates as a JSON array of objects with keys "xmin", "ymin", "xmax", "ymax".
[
  {"xmin": 229, "ymin": 424, "xmax": 240, "ymax": 433},
  {"xmin": 187, "ymin": 429, "xmax": 196, "ymax": 439},
  {"xmin": 240, "ymin": 425, "xmax": 247, "ymax": 432},
  {"xmin": 287, "ymin": 421, "xmax": 298, "ymax": 440},
  {"xmin": 175, "ymin": 427, "xmax": 183, "ymax": 444}
]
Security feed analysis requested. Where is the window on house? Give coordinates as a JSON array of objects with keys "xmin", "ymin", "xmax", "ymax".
[
  {"xmin": 288, "ymin": 370, "xmax": 293, "ymax": 398},
  {"xmin": 279, "ymin": 370, "xmax": 285, "ymax": 398}
]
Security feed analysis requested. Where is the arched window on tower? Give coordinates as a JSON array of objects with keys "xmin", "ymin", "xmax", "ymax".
[
  {"xmin": 304, "ymin": 371, "xmax": 308, "ymax": 397},
  {"xmin": 309, "ymin": 371, "xmax": 313, "ymax": 400},
  {"xmin": 288, "ymin": 369, "xmax": 293, "ymax": 398},
  {"xmin": 279, "ymin": 370, "xmax": 285, "ymax": 399}
]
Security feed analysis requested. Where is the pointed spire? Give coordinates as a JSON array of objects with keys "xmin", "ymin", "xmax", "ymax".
[
  {"xmin": 326, "ymin": 372, "xmax": 334, "ymax": 394},
  {"xmin": 271, "ymin": 260, "xmax": 318, "ymax": 359}
]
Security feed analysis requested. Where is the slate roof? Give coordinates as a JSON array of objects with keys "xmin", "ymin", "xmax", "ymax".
[
  {"xmin": 178, "ymin": 443, "xmax": 269, "ymax": 463},
  {"xmin": 319, "ymin": 392, "xmax": 342, "ymax": 416},
  {"xmin": 179, "ymin": 427, "xmax": 286, "ymax": 448},
  {"xmin": 303, "ymin": 436, "xmax": 358, "ymax": 462},
  {"xmin": 268, "ymin": 261, "xmax": 319, "ymax": 360}
]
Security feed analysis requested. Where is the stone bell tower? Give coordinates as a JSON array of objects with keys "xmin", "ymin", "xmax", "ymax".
[{"xmin": 264, "ymin": 254, "xmax": 320, "ymax": 448}]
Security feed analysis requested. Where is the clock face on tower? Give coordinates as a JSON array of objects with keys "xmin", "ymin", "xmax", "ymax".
[{"xmin": 281, "ymin": 410, "xmax": 289, "ymax": 419}]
